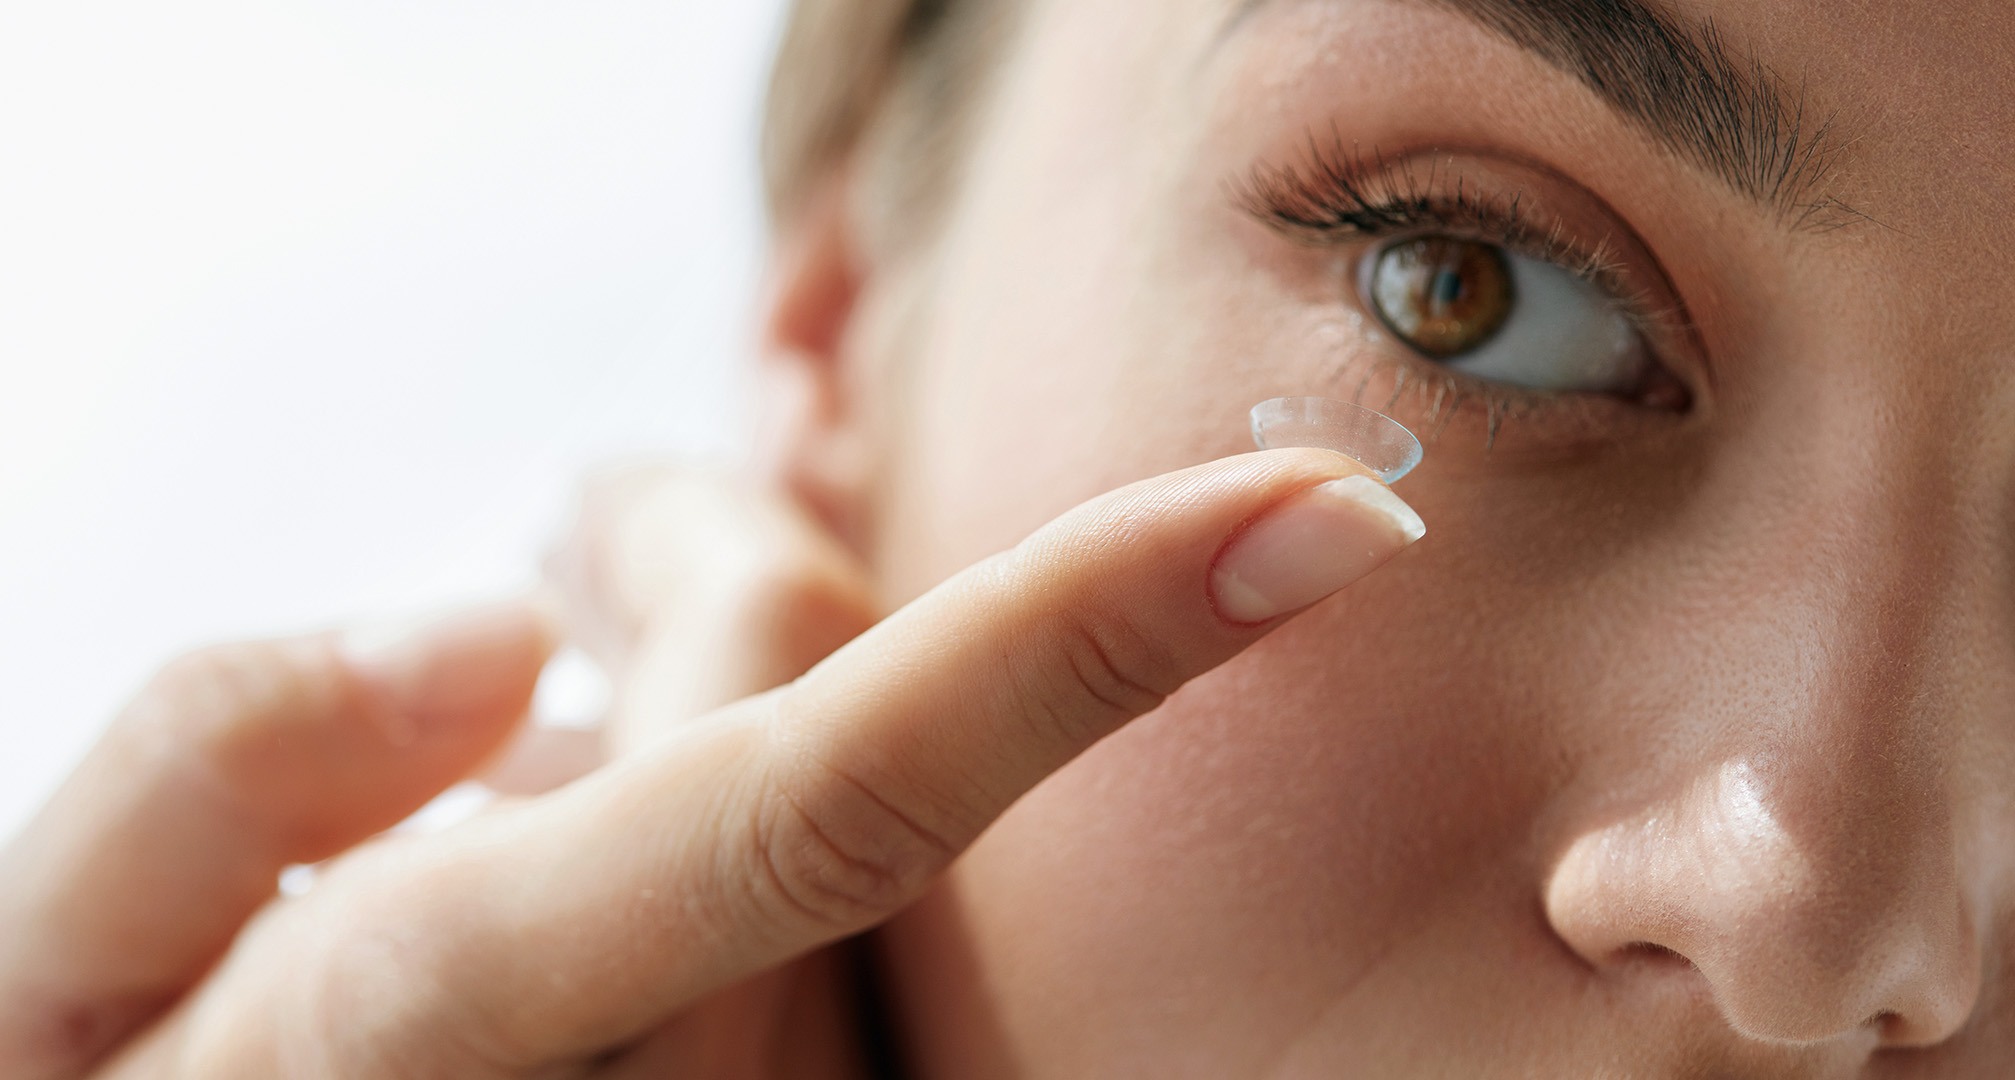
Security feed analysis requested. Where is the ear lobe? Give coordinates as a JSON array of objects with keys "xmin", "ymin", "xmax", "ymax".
[{"xmin": 754, "ymin": 179, "xmax": 877, "ymax": 552}]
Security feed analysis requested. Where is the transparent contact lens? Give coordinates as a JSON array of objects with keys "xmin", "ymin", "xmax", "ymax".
[{"xmin": 1250, "ymin": 397, "xmax": 1424, "ymax": 484}]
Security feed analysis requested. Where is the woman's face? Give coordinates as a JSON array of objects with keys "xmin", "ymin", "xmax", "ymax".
[{"xmin": 849, "ymin": 0, "xmax": 2015, "ymax": 1072}]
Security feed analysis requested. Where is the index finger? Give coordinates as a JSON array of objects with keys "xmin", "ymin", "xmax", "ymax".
[{"xmin": 158, "ymin": 449, "xmax": 1424, "ymax": 1073}]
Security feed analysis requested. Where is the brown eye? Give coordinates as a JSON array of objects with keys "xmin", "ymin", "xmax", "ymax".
[{"xmin": 1366, "ymin": 236, "xmax": 1514, "ymax": 359}]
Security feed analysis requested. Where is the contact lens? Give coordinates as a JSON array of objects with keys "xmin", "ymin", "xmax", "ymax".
[{"xmin": 1250, "ymin": 397, "xmax": 1424, "ymax": 484}]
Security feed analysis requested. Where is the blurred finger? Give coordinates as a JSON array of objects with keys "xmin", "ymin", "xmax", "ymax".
[
  {"xmin": 543, "ymin": 464, "xmax": 876, "ymax": 753},
  {"xmin": 480, "ymin": 727, "xmax": 605, "ymax": 797},
  {"xmin": 0, "ymin": 602, "xmax": 552, "ymax": 1079}
]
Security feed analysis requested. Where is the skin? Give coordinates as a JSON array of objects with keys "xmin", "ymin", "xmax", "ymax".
[
  {"xmin": 825, "ymin": 0, "xmax": 2015, "ymax": 1074},
  {"xmin": 2, "ymin": 0, "xmax": 2011, "ymax": 1076},
  {"xmin": 0, "ymin": 442, "xmax": 1416, "ymax": 1077}
]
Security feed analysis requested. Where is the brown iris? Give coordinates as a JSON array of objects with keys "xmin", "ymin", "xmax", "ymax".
[{"xmin": 1366, "ymin": 237, "xmax": 1515, "ymax": 359}]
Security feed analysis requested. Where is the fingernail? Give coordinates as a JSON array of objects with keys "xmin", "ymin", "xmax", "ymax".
[{"xmin": 1211, "ymin": 475, "xmax": 1425, "ymax": 624}]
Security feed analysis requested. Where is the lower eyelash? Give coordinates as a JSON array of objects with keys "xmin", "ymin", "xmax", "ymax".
[
  {"xmin": 1350, "ymin": 354, "xmax": 1528, "ymax": 451},
  {"xmin": 1323, "ymin": 307, "xmax": 1684, "ymax": 454}
]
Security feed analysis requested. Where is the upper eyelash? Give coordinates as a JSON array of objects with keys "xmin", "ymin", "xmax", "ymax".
[
  {"xmin": 1236, "ymin": 134, "xmax": 1674, "ymax": 335},
  {"xmin": 1233, "ymin": 133, "xmax": 1696, "ymax": 447}
]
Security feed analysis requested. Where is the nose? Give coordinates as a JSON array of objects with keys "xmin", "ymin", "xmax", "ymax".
[
  {"xmin": 1544, "ymin": 741, "xmax": 1981, "ymax": 1046},
  {"xmin": 1535, "ymin": 369, "xmax": 2007, "ymax": 1048}
]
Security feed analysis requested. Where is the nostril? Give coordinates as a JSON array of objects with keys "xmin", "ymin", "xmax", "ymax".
[
  {"xmin": 1545, "ymin": 751, "xmax": 1985, "ymax": 1048},
  {"xmin": 1861, "ymin": 1011, "xmax": 1926, "ymax": 1047},
  {"xmin": 1615, "ymin": 941, "xmax": 1695, "ymax": 970}
]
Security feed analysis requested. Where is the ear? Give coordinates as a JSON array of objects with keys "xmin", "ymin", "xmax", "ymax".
[{"xmin": 753, "ymin": 177, "xmax": 879, "ymax": 553}]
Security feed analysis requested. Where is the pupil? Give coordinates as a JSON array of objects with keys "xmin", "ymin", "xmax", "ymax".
[
  {"xmin": 1366, "ymin": 236, "xmax": 1515, "ymax": 360},
  {"xmin": 1430, "ymin": 268, "xmax": 1465, "ymax": 309}
]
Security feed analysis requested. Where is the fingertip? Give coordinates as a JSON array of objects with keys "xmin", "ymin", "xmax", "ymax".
[
  {"xmin": 1209, "ymin": 473, "xmax": 1425, "ymax": 625},
  {"xmin": 338, "ymin": 600, "xmax": 556, "ymax": 745}
]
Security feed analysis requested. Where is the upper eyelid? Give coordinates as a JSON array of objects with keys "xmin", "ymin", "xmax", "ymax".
[
  {"xmin": 1240, "ymin": 144, "xmax": 1608, "ymax": 279},
  {"xmin": 1235, "ymin": 142, "xmax": 1690, "ymax": 348}
]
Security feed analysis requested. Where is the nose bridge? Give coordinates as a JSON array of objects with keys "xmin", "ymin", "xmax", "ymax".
[
  {"xmin": 1727, "ymin": 363, "xmax": 1983, "ymax": 755},
  {"xmin": 1717, "ymin": 408, "xmax": 1985, "ymax": 1038},
  {"xmin": 1772, "ymin": 466, "xmax": 1957, "ymax": 799}
]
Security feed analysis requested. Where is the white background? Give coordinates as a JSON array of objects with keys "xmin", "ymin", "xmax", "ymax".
[{"xmin": 0, "ymin": 0, "xmax": 789, "ymax": 841}]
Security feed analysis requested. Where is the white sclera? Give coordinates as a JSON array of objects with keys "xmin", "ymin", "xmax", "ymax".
[{"xmin": 1250, "ymin": 397, "xmax": 1424, "ymax": 484}]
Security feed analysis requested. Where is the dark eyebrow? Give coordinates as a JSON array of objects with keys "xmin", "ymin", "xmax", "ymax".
[{"xmin": 1229, "ymin": 0, "xmax": 1855, "ymax": 228}]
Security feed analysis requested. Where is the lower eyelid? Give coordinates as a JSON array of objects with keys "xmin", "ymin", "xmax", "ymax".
[{"xmin": 1309, "ymin": 324, "xmax": 1691, "ymax": 459}]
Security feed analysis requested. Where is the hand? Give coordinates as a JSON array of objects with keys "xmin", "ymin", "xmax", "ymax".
[
  {"xmin": 0, "ymin": 603, "xmax": 555, "ymax": 1078},
  {"xmin": 0, "ymin": 448, "xmax": 1422, "ymax": 1077},
  {"xmin": 540, "ymin": 463, "xmax": 880, "ymax": 755},
  {"xmin": 481, "ymin": 464, "xmax": 881, "ymax": 798}
]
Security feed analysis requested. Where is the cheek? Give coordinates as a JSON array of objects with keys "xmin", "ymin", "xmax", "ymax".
[
  {"xmin": 870, "ymin": 202, "xmax": 1235, "ymax": 603},
  {"xmin": 879, "ymin": 556, "xmax": 1571, "ymax": 1068},
  {"xmin": 872, "ymin": 438, "xmax": 1838, "ymax": 1063},
  {"xmin": 870, "ymin": 205, "xmax": 1300, "ymax": 604},
  {"xmin": 864, "ymin": 7, "xmax": 1249, "ymax": 604}
]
